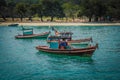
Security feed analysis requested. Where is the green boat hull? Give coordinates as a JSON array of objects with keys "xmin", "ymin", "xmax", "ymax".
[{"xmin": 15, "ymin": 32, "xmax": 50, "ymax": 39}]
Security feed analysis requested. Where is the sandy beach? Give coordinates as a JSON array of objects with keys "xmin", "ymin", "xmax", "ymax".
[{"xmin": 0, "ymin": 22, "xmax": 120, "ymax": 26}]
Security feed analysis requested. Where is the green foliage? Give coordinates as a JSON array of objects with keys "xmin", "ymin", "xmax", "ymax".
[
  {"xmin": 15, "ymin": 3, "xmax": 27, "ymax": 21},
  {"xmin": 29, "ymin": 4, "xmax": 42, "ymax": 15},
  {"xmin": 106, "ymin": 0, "xmax": 120, "ymax": 20},
  {"xmin": 0, "ymin": 0, "xmax": 7, "ymax": 8},
  {"xmin": 29, "ymin": 3, "xmax": 44, "ymax": 21},
  {"xmin": 80, "ymin": 0, "xmax": 107, "ymax": 21},
  {"xmin": 15, "ymin": 3, "xmax": 27, "ymax": 15},
  {"xmin": 0, "ymin": 0, "xmax": 7, "ymax": 21},
  {"xmin": 62, "ymin": 2, "xmax": 79, "ymax": 21},
  {"xmin": 42, "ymin": 0, "xmax": 64, "ymax": 21},
  {"xmin": 1, "ymin": 0, "xmax": 120, "ymax": 22},
  {"xmin": 7, "ymin": 0, "xmax": 16, "ymax": 20}
]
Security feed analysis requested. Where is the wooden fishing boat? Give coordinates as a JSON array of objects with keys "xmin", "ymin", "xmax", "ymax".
[
  {"xmin": 8, "ymin": 23, "xmax": 19, "ymax": 26},
  {"xmin": 15, "ymin": 27, "xmax": 50, "ymax": 39},
  {"xmin": 36, "ymin": 44, "xmax": 98, "ymax": 56}
]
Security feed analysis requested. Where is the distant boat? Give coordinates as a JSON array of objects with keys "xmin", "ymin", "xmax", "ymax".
[
  {"xmin": 8, "ymin": 23, "xmax": 19, "ymax": 26},
  {"xmin": 15, "ymin": 27, "xmax": 50, "ymax": 39},
  {"xmin": 36, "ymin": 43, "xmax": 98, "ymax": 56}
]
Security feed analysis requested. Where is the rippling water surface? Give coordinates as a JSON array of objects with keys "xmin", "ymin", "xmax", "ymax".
[{"xmin": 0, "ymin": 25, "xmax": 120, "ymax": 80}]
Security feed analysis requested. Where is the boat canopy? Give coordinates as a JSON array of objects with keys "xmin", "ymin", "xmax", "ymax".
[
  {"xmin": 22, "ymin": 27, "xmax": 33, "ymax": 35},
  {"xmin": 48, "ymin": 35, "xmax": 71, "ymax": 41}
]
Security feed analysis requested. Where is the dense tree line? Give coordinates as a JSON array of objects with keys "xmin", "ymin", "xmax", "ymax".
[{"xmin": 0, "ymin": 0, "xmax": 120, "ymax": 22}]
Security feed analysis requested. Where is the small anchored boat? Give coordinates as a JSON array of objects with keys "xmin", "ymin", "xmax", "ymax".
[
  {"xmin": 36, "ymin": 41, "xmax": 98, "ymax": 56},
  {"xmin": 8, "ymin": 23, "xmax": 19, "ymax": 26},
  {"xmin": 15, "ymin": 27, "xmax": 50, "ymax": 39},
  {"xmin": 36, "ymin": 44, "xmax": 98, "ymax": 56}
]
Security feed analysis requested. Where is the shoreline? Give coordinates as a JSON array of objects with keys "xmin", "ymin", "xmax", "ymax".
[{"xmin": 0, "ymin": 22, "xmax": 120, "ymax": 26}]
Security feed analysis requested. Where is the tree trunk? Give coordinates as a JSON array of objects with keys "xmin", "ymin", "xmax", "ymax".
[
  {"xmin": 40, "ymin": 15, "xmax": 43, "ymax": 22},
  {"xmin": 94, "ymin": 16, "xmax": 98, "ymax": 22},
  {"xmin": 20, "ymin": 15, "xmax": 23, "ymax": 22},
  {"xmin": 72, "ymin": 16, "xmax": 75, "ymax": 22},
  {"xmin": 0, "ymin": 13, "xmax": 6, "ymax": 21},
  {"xmin": 2, "ymin": 15, "xmax": 6, "ymax": 21},
  {"xmin": 11, "ymin": 11, "xmax": 14, "ymax": 21},
  {"xmin": 51, "ymin": 16, "xmax": 54, "ymax": 22},
  {"xmin": 88, "ymin": 17, "xmax": 92, "ymax": 22},
  {"xmin": 28, "ymin": 16, "xmax": 32, "ymax": 22},
  {"xmin": 65, "ymin": 16, "xmax": 68, "ymax": 22},
  {"xmin": 12, "ymin": 17, "xmax": 14, "ymax": 21},
  {"xmin": 12, "ymin": 14, "xmax": 14, "ymax": 21},
  {"xmin": 0, "ymin": 12, "xmax": 7, "ymax": 21}
]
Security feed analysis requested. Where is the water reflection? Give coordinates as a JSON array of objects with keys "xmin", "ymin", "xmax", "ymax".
[{"xmin": 36, "ymin": 51, "xmax": 93, "ymax": 64}]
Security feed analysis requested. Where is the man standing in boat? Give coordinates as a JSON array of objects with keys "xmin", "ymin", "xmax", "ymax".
[
  {"xmin": 59, "ymin": 39, "xmax": 68, "ymax": 49},
  {"xmin": 51, "ymin": 27, "xmax": 59, "ymax": 36}
]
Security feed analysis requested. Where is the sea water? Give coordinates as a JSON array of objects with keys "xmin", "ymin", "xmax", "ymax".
[{"xmin": 0, "ymin": 25, "xmax": 120, "ymax": 80}]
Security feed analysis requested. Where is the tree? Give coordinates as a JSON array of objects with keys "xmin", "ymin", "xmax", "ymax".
[
  {"xmin": 80, "ymin": 0, "xmax": 107, "ymax": 22},
  {"xmin": 0, "ymin": 0, "xmax": 7, "ymax": 21},
  {"xmin": 42, "ymin": 0, "xmax": 64, "ymax": 21},
  {"xmin": 106, "ymin": 0, "xmax": 120, "ymax": 21},
  {"xmin": 1, "ymin": 0, "xmax": 120, "ymax": 22},
  {"xmin": 15, "ymin": 3, "xmax": 27, "ymax": 21},
  {"xmin": 92, "ymin": 0, "xmax": 107, "ymax": 21},
  {"xmin": 62, "ymin": 2, "xmax": 79, "ymax": 21},
  {"xmin": 29, "ymin": 3, "xmax": 45, "ymax": 22},
  {"xmin": 7, "ymin": 0, "xmax": 16, "ymax": 21}
]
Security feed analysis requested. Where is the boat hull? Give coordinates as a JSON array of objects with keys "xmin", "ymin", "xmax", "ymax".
[
  {"xmin": 36, "ymin": 44, "xmax": 98, "ymax": 56},
  {"xmin": 15, "ymin": 32, "xmax": 50, "ymax": 39},
  {"xmin": 8, "ymin": 24, "xmax": 19, "ymax": 26}
]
